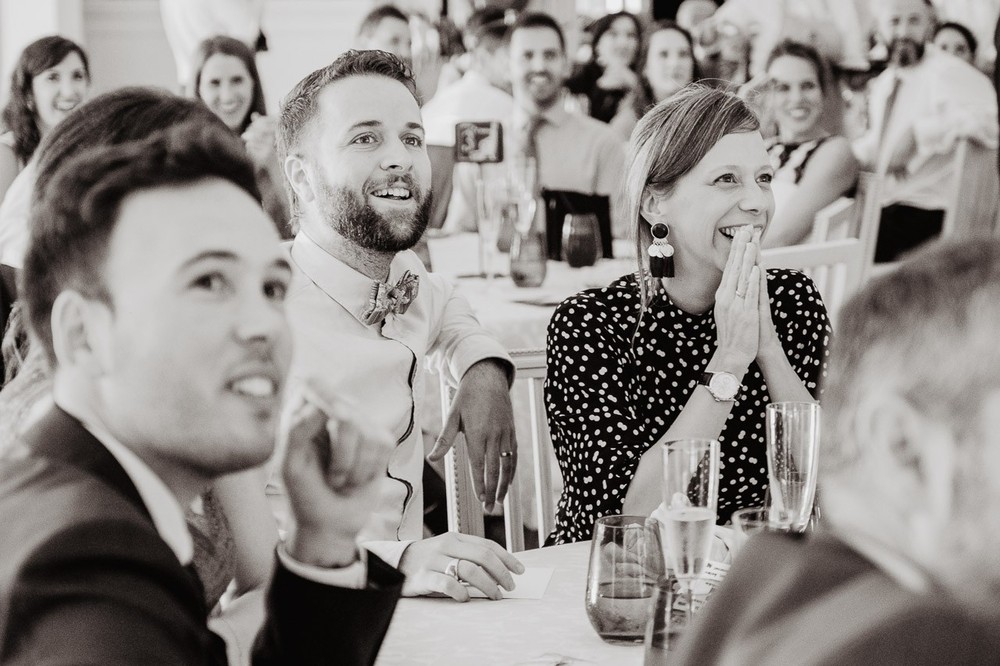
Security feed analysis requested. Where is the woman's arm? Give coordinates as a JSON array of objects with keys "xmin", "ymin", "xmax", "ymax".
[
  {"xmin": 763, "ymin": 137, "xmax": 859, "ymax": 248},
  {"xmin": 623, "ymin": 227, "xmax": 762, "ymax": 515},
  {"xmin": 0, "ymin": 144, "xmax": 19, "ymax": 207},
  {"xmin": 212, "ymin": 466, "xmax": 279, "ymax": 596}
]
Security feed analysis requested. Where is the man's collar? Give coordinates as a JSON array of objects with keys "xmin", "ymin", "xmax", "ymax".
[
  {"xmin": 52, "ymin": 395, "xmax": 194, "ymax": 566},
  {"xmin": 512, "ymin": 99, "xmax": 569, "ymax": 128},
  {"xmin": 290, "ymin": 231, "xmax": 420, "ymax": 327}
]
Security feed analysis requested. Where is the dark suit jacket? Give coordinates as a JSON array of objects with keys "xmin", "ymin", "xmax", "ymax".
[
  {"xmin": 0, "ymin": 406, "xmax": 404, "ymax": 665},
  {"xmin": 670, "ymin": 532, "xmax": 1000, "ymax": 666}
]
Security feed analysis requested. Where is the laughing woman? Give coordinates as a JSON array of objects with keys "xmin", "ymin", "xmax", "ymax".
[
  {"xmin": 544, "ymin": 85, "xmax": 831, "ymax": 544},
  {"xmin": 193, "ymin": 36, "xmax": 291, "ymax": 237},
  {"xmin": 758, "ymin": 41, "xmax": 857, "ymax": 248},
  {"xmin": 0, "ymin": 37, "xmax": 90, "ymax": 269}
]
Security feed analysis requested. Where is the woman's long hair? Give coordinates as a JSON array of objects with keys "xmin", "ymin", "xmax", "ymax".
[
  {"xmin": 0, "ymin": 36, "xmax": 90, "ymax": 164},
  {"xmin": 587, "ymin": 11, "xmax": 643, "ymax": 71},
  {"xmin": 192, "ymin": 36, "xmax": 267, "ymax": 134},
  {"xmin": 624, "ymin": 84, "xmax": 759, "ymax": 311}
]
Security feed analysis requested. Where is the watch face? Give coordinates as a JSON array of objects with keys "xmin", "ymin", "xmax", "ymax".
[{"xmin": 710, "ymin": 373, "xmax": 740, "ymax": 399}]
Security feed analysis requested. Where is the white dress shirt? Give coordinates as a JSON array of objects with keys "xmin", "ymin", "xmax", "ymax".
[
  {"xmin": 853, "ymin": 45, "xmax": 998, "ymax": 211},
  {"xmin": 284, "ymin": 232, "xmax": 511, "ymax": 567},
  {"xmin": 444, "ymin": 102, "xmax": 626, "ymax": 236},
  {"xmin": 421, "ymin": 70, "xmax": 514, "ymax": 147}
]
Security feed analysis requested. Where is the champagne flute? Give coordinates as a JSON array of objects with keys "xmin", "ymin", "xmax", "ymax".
[
  {"xmin": 661, "ymin": 438, "xmax": 720, "ymax": 623},
  {"xmin": 765, "ymin": 402, "xmax": 820, "ymax": 532}
]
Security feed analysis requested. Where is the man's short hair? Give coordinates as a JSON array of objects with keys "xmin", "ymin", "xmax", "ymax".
[
  {"xmin": 824, "ymin": 237, "xmax": 1000, "ymax": 477},
  {"xmin": 22, "ymin": 124, "xmax": 259, "ymax": 367},
  {"xmin": 506, "ymin": 11, "xmax": 565, "ymax": 51},
  {"xmin": 357, "ymin": 4, "xmax": 409, "ymax": 38}
]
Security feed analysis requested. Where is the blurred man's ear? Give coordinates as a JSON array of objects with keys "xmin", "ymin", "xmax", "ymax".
[
  {"xmin": 50, "ymin": 291, "xmax": 113, "ymax": 376},
  {"xmin": 856, "ymin": 386, "xmax": 956, "ymax": 530}
]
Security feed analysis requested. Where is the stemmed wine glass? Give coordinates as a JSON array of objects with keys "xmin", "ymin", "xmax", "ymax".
[
  {"xmin": 661, "ymin": 438, "xmax": 720, "ymax": 623},
  {"xmin": 765, "ymin": 402, "xmax": 820, "ymax": 532}
]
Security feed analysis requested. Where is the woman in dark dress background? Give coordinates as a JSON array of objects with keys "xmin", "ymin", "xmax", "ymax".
[
  {"xmin": 544, "ymin": 85, "xmax": 830, "ymax": 544},
  {"xmin": 567, "ymin": 12, "xmax": 642, "ymax": 123}
]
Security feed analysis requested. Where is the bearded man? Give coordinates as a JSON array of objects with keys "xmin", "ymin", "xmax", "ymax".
[
  {"xmin": 853, "ymin": 0, "xmax": 997, "ymax": 262},
  {"xmin": 276, "ymin": 49, "xmax": 524, "ymax": 603}
]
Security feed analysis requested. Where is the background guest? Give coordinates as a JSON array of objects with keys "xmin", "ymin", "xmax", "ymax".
[
  {"xmin": 933, "ymin": 21, "xmax": 978, "ymax": 66},
  {"xmin": 853, "ymin": 0, "xmax": 997, "ymax": 263},
  {"xmin": 192, "ymin": 35, "xmax": 291, "ymax": 237},
  {"xmin": 566, "ymin": 12, "xmax": 643, "ymax": 123},
  {"xmin": 610, "ymin": 20, "xmax": 699, "ymax": 140},
  {"xmin": 0, "ymin": 37, "xmax": 90, "ymax": 270},
  {"xmin": 759, "ymin": 41, "xmax": 858, "ymax": 248},
  {"xmin": 674, "ymin": 238, "xmax": 1000, "ymax": 664},
  {"xmin": 544, "ymin": 86, "xmax": 830, "ymax": 543}
]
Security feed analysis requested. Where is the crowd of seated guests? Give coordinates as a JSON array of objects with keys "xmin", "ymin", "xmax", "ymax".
[{"xmin": 0, "ymin": 1, "xmax": 999, "ymax": 663}]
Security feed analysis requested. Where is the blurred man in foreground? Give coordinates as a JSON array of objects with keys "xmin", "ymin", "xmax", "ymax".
[
  {"xmin": 0, "ymin": 124, "xmax": 402, "ymax": 664},
  {"xmin": 674, "ymin": 237, "xmax": 1000, "ymax": 664}
]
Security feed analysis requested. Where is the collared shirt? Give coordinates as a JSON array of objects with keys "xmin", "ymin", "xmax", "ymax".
[
  {"xmin": 421, "ymin": 70, "xmax": 515, "ymax": 147},
  {"xmin": 284, "ymin": 231, "xmax": 511, "ymax": 567},
  {"xmin": 443, "ymin": 100, "xmax": 626, "ymax": 236},
  {"xmin": 54, "ymin": 397, "xmax": 194, "ymax": 566},
  {"xmin": 853, "ymin": 45, "xmax": 998, "ymax": 211},
  {"xmin": 55, "ymin": 394, "xmax": 367, "ymax": 588}
]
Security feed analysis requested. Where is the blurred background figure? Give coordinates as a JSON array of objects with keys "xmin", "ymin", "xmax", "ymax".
[
  {"xmin": 192, "ymin": 36, "xmax": 291, "ymax": 238},
  {"xmin": 929, "ymin": 0, "xmax": 1000, "ymax": 73},
  {"xmin": 759, "ymin": 41, "xmax": 857, "ymax": 248},
  {"xmin": 0, "ymin": 38, "xmax": 90, "ymax": 301},
  {"xmin": 160, "ymin": 0, "xmax": 266, "ymax": 94},
  {"xmin": 566, "ymin": 11, "xmax": 642, "ymax": 123},
  {"xmin": 357, "ymin": 4, "xmax": 413, "ymax": 62},
  {"xmin": 933, "ymin": 21, "xmax": 978, "ymax": 66},
  {"xmin": 854, "ymin": 0, "xmax": 997, "ymax": 263},
  {"xmin": 422, "ymin": 16, "xmax": 513, "ymax": 229},
  {"xmin": 610, "ymin": 21, "xmax": 699, "ymax": 140}
]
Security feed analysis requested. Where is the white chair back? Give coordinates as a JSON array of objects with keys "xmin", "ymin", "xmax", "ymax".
[
  {"xmin": 942, "ymin": 138, "xmax": 999, "ymax": 239},
  {"xmin": 439, "ymin": 349, "xmax": 557, "ymax": 551},
  {"xmin": 762, "ymin": 238, "xmax": 865, "ymax": 324}
]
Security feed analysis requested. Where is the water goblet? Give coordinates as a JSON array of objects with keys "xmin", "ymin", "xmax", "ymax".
[{"xmin": 585, "ymin": 515, "xmax": 666, "ymax": 645}]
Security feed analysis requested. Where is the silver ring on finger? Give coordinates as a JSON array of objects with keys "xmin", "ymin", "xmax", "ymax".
[
  {"xmin": 735, "ymin": 288, "xmax": 747, "ymax": 298},
  {"xmin": 500, "ymin": 450, "xmax": 514, "ymax": 458},
  {"xmin": 444, "ymin": 557, "xmax": 462, "ymax": 582}
]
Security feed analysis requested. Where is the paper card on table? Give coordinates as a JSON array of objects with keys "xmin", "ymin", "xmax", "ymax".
[
  {"xmin": 426, "ymin": 232, "xmax": 481, "ymax": 277},
  {"xmin": 467, "ymin": 567, "xmax": 554, "ymax": 599},
  {"xmin": 673, "ymin": 560, "xmax": 730, "ymax": 614}
]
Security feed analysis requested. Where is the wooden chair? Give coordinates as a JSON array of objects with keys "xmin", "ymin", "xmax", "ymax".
[
  {"xmin": 439, "ymin": 349, "xmax": 557, "ymax": 552},
  {"xmin": 762, "ymin": 237, "xmax": 867, "ymax": 324},
  {"xmin": 941, "ymin": 138, "xmax": 999, "ymax": 239}
]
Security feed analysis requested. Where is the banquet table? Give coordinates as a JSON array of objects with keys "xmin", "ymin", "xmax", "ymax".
[{"xmin": 375, "ymin": 540, "xmax": 644, "ymax": 666}]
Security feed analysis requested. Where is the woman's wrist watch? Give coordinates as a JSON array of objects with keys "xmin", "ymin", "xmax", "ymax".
[{"xmin": 699, "ymin": 371, "xmax": 741, "ymax": 402}]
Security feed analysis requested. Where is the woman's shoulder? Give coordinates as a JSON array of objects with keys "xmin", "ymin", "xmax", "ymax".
[
  {"xmin": 0, "ymin": 132, "xmax": 15, "ymax": 150},
  {"xmin": 551, "ymin": 273, "xmax": 641, "ymax": 326}
]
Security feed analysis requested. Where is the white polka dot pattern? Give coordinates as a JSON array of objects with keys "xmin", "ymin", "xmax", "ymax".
[{"xmin": 543, "ymin": 269, "xmax": 831, "ymax": 545}]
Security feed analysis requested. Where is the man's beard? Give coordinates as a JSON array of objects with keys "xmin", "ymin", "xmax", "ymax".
[
  {"xmin": 317, "ymin": 179, "xmax": 432, "ymax": 253},
  {"xmin": 888, "ymin": 37, "xmax": 925, "ymax": 67}
]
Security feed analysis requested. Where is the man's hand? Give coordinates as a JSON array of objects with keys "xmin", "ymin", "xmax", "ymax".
[
  {"xmin": 282, "ymin": 379, "xmax": 394, "ymax": 568},
  {"xmin": 398, "ymin": 532, "xmax": 525, "ymax": 602},
  {"xmin": 428, "ymin": 359, "xmax": 516, "ymax": 512}
]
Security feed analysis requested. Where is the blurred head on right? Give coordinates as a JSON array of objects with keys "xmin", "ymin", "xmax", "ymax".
[{"xmin": 822, "ymin": 237, "xmax": 1000, "ymax": 612}]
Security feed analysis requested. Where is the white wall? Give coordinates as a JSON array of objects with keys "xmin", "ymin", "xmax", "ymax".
[{"xmin": 0, "ymin": 0, "xmax": 85, "ymax": 108}]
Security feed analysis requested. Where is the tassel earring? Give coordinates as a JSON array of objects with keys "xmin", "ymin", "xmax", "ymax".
[{"xmin": 648, "ymin": 223, "xmax": 674, "ymax": 278}]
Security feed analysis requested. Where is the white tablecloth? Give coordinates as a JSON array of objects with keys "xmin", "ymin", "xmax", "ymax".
[{"xmin": 376, "ymin": 541, "xmax": 643, "ymax": 665}]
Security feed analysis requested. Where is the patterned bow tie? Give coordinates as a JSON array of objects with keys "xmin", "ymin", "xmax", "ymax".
[{"xmin": 361, "ymin": 270, "xmax": 419, "ymax": 326}]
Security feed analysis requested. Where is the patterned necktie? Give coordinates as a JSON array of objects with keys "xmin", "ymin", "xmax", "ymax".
[{"xmin": 360, "ymin": 270, "xmax": 419, "ymax": 326}]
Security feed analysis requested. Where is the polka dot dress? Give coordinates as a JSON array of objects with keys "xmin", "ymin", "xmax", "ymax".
[{"xmin": 543, "ymin": 269, "xmax": 831, "ymax": 545}]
